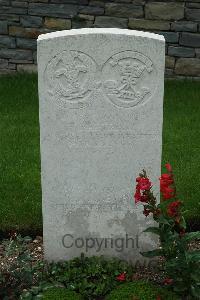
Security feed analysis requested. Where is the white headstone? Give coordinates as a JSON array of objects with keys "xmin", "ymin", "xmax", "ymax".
[{"xmin": 37, "ymin": 28, "xmax": 165, "ymax": 263}]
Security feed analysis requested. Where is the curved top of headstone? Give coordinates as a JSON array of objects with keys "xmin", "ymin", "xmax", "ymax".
[{"xmin": 37, "ymin": 28, "xmax": 165, "ymax": 43}]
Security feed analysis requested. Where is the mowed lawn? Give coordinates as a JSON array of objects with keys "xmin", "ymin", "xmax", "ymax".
[{"xmin": 0, "ymin": 74, "xmax": 200, "ymax": 233}]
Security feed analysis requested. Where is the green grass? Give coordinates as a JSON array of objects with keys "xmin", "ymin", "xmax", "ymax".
[{"xmin": 0, "ymin": 74, "xmax": 199, "ymax": 232}]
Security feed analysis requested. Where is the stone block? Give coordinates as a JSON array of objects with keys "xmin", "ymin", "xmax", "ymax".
[
  {"xmin": 78, "ymin": 14, "xmax": 95, "ymax": 21},
  {"xmin": 89, "ymin": 0, "xmax": 105, "ymax": 7},
  {"xmin": 29, "ymin": 3, "xmax": 78, "ymax": 18},
  {"xmin": 0, "ymin": 0, "xmax": 10, "ymax": 4},
  {"xmin": 128, "ymin": 18, "xmax": 170, "ymax": 30},
  {"xmin": 20, "ymin": 15, "xmax": 43, "ymax": 27},
  {"xmin": 17, "ymin": 64, "xmax": 37, "ymax": 73},
  {"xmin": 0, "ymin": 48, "xmax": 32, "ymax": 60},
  {"xmin": 165, "ymin": 68, "xmax": 174, "ymax": 76},
  {"xmin": 11, "ymin": 1, "xmax": 28, "ymax": 7},
  {"xmin": 9, "ymin": 26, "xmax": 47, "ymax": 38},
  {"xmin": 159, "ymin": 31, "xmax": 179, "ymax": 43},
  {"xmin": 33, "ymin": 50, "xmax": 37, "ymax": 63},
  {"xmin": 95, "ymin": 16, "xmax": 128, "ymax": 28},
  {"xmin": 145, "ymin": 2, "xmax": 184, "ymax": 20},
  {"xmin": 0, "ymin": 35, "xmax": 16, "ymax": 48},
  {"xmin": 0, "ymin": 58, "xmax": 8, "ymax": 69},
  {"xmin": 28, "ymin": 0, "xmax": 48, "ymax": 2},
  {"xmin": 171, "ymin": 21, "xmax": 198, "ymax": 32},
  {"xmin": 175, "ymin": 58, "xmax": 200, "ymax": 76},
  {"xmin": 180, "ymin": 32, "xmax": 200, "ymax": 47},
  {"xmin": 16, "ymin": 38, "xmax": 37, "ymax": 50},
  {"xmin": 105, "ymin": 3, "xmax": 143, "ymax": 18},
  {"xmin": 0, "ymin": 14, "xmax": 19, "ymax": 23},
  {"xmin": 185, "ymin": 8, "xmax": 200, "ymax": 21},
  {"xmin": 44, "ymin": 17, "xmax": 71, "ymax": 29},
  {"xmin": 50, "ymin": 0, "xmax": 88, "ymax": 3},
  {"xmin": 168, "ymin": 46, "xmax": 195, "ymax": 57},
  {"xmin": 8, "ymin": 63, "xmax": 16, "ymax": 70},
  {"xmin": 0, "ymin": 6, "xmax": 27, "ymax": 14},
  {"xmin": 37, "ymin": 28, "xmax": 165, "ymax": 262},
  {"xmin": 78, "ymin": 5, "xmax": 104, "ymax": 15},
  {"xmin": 165, "ymin": 55, "xmax": 175, "ymax": 69},
  {"xmin": 196, "ymin": 48, "xmax": 200, "ymax": 58},
  {"xmin": 186, "ymin": 3, "xmax": 200, "ymax": 8},
  {"xmin": 72, "ymin": 19, "xmax": 94, "ymax": 28},
  {"xmin": 0, "ymin": 21, "xmax": 7, "ymax": 34}
]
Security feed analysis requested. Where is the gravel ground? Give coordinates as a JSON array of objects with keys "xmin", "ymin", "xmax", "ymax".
[{"xmin": 0, "ymin": 235, "xmax": 199, "ymax": 299}]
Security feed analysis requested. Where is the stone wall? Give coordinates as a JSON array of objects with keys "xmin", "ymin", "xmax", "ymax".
[{"xmin": 0, "ymin": 0, "xmax": 200, "ymax": 78}]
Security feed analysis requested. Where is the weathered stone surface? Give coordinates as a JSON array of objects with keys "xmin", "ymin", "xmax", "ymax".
[
  {"xmin": 44, "ymin": 17, "xmax": 71, "ymax": 29},
  {"xmin": 51, "ymin": 0, "xmax": 88, "ymax": 4},
  {"xmin": 0, "ymin": 48, "xmax": 32, "ymax": 60},
  {"xmin": 171, "ymin": 21, "xmax": 198, "ymax": 32},
  {"xmin": 17, "ymin": 63, "xmax": 37, "ymax": 72},
  {"xmin": 33, "ymin": 50, "xmax": 37, "ymax": 63},
  {"xmin": 0, "ymin": 14, "xmax": 19, "ymax": 22},
  {"xmin": 105, "ymin": 3, "xmax": 143, "ymax": 18},
  {"xmin": 159, "ymin": 31, "xmax": 179, "ymax": 43},
  {"xmin": 180, "ymin": 32, "xmax": 200, "ymax": 48},
  {"xmin": 72, "ymin": 19, "xmax": 93, "ymax": 28},
  {"xmin": 186, "ymin": 2, "xmax": 200, "ymax": 8},
  {"xmin": 95, "ymin": 16, "xmax": 128, "ymax": 28},
  {"xmin": 28, "ymin": 0, "xmax": 48, "ymax": 2},
  {"xmin": 9, "ymin": 59, "xmax": 33, "ymax": 63},
  {"xmin": 145, "ymin": 2, "xmax": 184, "ymax": 20},
  {"xmin": 0, "ymin": 0, "xmax": 10, "ymax": 5},
  {"xmin": 29, "ymin": 3, "xmax": 78, "ymax": 18},
  {"xmin": 0, "ymin": 6, "xmax": 27, "ymax": 14},
  {"xmin": 196, "ymin": 48, "xmax": 200, "ymax": 58},
  {"xmin": 175, "ymin": 58, "xmax": 200, "ymax": 75},
  {"xmin": 185, "ymin": 8, "xmax": 200, "ymax": 21},
  {"xmin": 16, "ymin": 38, "xmax": 37, "ymax": 49},
  {"xmin": 78, "ymin": 5, "xmax": 104, "ymax": 15},
  {"xmin": 165, "ymin": 55, "xmax": 175, "ymax": 68},
  {"xmin": 0, "ymin": 35, "xmax": 16, "ymax": 48},
  {"xmin": 0, "ymin": 58, "xmax": 8, "ymax": 69},
  {"xmin": 8, "ymin": 63, "xmax": 16, "ymax": 70},
  {"xmin": 78, "ymin": 14, "xmax": 95, "ymax": 21},
  {"xmin": 89, "ymin": 0, "xmax": 105, "ymax": 7},
  {"xmin": 9, "ymin": 26, "xmax": 47, "ymax": 38},
  {"xmin": 0, "ymin": 21, "xmax": 7, "ymax": 34},
  {"xmin": 168, "ymin": 46, "xmax": 195, "ymax": 57},
  {"xmin": 11, "ymin": 1, "xmax": 28, "ymax": 7},
  {"xmin": 20, "ymin": 15, "xmax": 43, "ymax": 27},
  {"xmin": 165, "ymin": 68, "xmax": 174, "ymax": 76},
  {"xmin": 128, "ymin": 18, "xmax": 170, "ymax": 30},
  {"xmin": 37, "ymin": 28, "xmax": 165, "ymax": 262}
]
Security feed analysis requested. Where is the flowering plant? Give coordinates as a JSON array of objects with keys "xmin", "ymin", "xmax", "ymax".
[{"xmin": 134, "ymin": 164, "xmax": 200, "ymax": 298}]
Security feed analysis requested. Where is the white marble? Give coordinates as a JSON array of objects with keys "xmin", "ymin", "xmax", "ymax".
[{"xmin": 37, "ymin": 28, "xmax": 165, "ymax": 262}]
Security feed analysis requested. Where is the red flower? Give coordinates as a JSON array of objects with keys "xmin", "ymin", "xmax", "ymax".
[
  {"xmin": 163, "ymin": 278, "xmax": 173, "ymax": 285},
  {"xmin": 165, "ymin": 163, "xmax": 172, "ymax": 172},
  {"xmin": 134, "ymin": 190, "xmax": 141, "ymax": 203},
  {"xmin": 160, "ymin": 174, "xmax": 174, "ymax": 191},
  {"xmin": 156, "ymin": 296, "xmax": 161, "ymax": 300},
  {"xmin": 116, "ymin": 272, "xmax": 126, "ymax": 282},
  {"xmin": 162, "ymin": 186, "xmax": 175, "ymax": 200},
  {"xmin": 138, "ymin": 177, "xmax": 151, "ymax": 191},
  {"xmin": 167, "ymin": 201, "xmax": 182, "ymax": 217}
]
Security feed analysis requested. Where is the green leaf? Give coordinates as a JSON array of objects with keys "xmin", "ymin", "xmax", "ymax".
[
  {"xmin": 187, "ymin": 250, "xmax": 200, "ymax": 262},
  {"xmin": 182, "ymin": 231, "xmax": 200, "ymax": 242},
  {"xmin": 157, "ymin": 215, "xmax": 171, "ymax": 225},
  {"xmin": 140, "ymin": 249, "xmax": 163, "ymax": 258},
  {"xmin": 143, "ymin": 227, "xmax": 161, "ymax": 235},
  {"xmin": 191, "ymin": 285, "xmax": 200, "ymax": 298}
]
